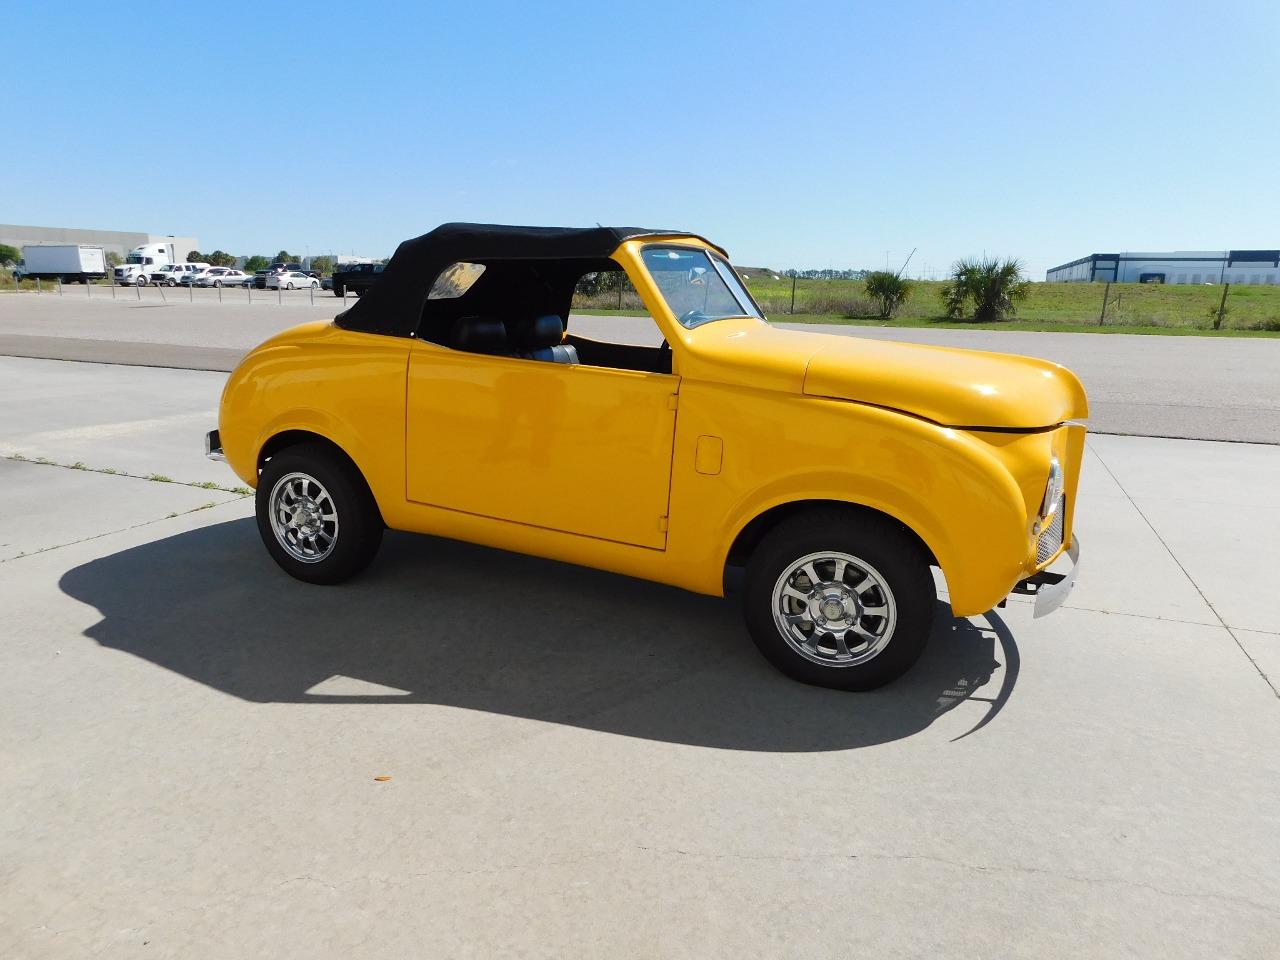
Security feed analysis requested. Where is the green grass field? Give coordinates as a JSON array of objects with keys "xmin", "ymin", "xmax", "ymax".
[
  {"xmin": 742, "ymin": 276, "xmax": 1280, "ymax": 335},
  {"xmin": 739, "ymin": 276, "xmax": 1280, "ymax": 335},
  {"xmin": 572, "ymin": 275, "xmax": 1280, "ymax": 336}
]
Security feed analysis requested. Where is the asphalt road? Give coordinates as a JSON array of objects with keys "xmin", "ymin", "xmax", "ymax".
[
  {"xmin": 2, "ymin": 354, "xmax": 1278, "ymax": 957},
  {"xmin": 2, "ymin": 291, "xmax": 1278, "ymax": 443}
]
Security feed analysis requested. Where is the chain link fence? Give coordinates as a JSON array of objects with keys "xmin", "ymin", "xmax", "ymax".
[
  {"xmin": 3, "ymin": 270, "xmax": 355, "ymax": 308},
  {"xmin": 7, "ymin": 268, "xmax": 1279, "ymax": 332},
  {"xmin": 734, "ymin": 276, "xmax": 1280, "ymax": 331}
]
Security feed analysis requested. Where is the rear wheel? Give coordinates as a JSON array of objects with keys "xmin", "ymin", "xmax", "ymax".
[
  {"xmin": 333, "ymin": 284, "xmax": 344, "ymax": 297},
  {"xmin": 255, "ymin": 443, "xmax": 383, "ymax": 585},
  {"xmin": 743, "ymin": 509, "xmax": 935, "ymax": 690}
]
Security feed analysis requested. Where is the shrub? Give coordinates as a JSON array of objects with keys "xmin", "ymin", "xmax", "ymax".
[
  {"xmin": 941, "ymin": 257, "xmax": 1030, "ymax": 322},
  {"xmin": 862, "ymin": 271, "xmax": 914, "ymax": 318},
  {"xmin": 805, "ymin": 293, "xmax": 876, "ymax": 317}
]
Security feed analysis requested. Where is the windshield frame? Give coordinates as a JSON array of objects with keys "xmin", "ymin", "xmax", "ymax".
[{"xmin": 639, "ymin": 243, "xmax": 764, "ymax": 329}]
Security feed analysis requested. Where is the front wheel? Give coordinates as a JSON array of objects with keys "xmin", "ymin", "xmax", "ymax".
[
  {"xmin": 256, "ymin": 443, "xmax": 383, "ymax": 585},
  {"xmin": 167, "ymin": 279, "xmax": 177, "ymax": 287},
  {"xmin": 135, "ymin": 275, "xmax": 148, "ymax": 287},
  {"xmin": 743, "ymin": 509, "xmax": 935, "ymax": 691}
]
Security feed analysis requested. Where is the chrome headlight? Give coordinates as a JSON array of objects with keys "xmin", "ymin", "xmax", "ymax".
[{"xmin": 1040, "ymin": 456, "xmax": 1064, "ymax": 519}]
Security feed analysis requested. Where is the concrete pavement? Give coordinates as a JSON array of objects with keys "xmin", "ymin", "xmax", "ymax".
[
  {"xmin": 0, "ymin": 357, "xmax": 231, "ymax": 487},
  {"xmin": 1, "ymin": 356, "xmax": 1279, "ymax": 958},
  {"xmin": 3, "ymin": 293, "xmax": 1278, "ymax": 442}
]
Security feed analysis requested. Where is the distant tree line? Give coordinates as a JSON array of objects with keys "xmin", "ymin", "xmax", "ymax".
[
  {"xmin": 782, "ymin": 268, "xmax": 869, "ymax": 280},
  {"xmin": 186, "ymin": 249, "xmax": 238, "ymax": 266},
  {"xmin": 175, "ymin": 248, "xmax": 376, "ymax": 275}
]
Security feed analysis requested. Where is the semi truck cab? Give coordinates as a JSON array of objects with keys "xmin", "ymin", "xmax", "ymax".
[{"xmin": 114, "ymin": 242, "xmax": 178, "ymax": 286}]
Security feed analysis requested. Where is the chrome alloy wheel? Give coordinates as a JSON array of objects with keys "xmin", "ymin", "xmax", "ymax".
[
  {"xmin": 771, "ymin": 551, "xmax": 898, "ymax": 667},
  {"xmin": 268, "ymin": 472, "xmax": 339, "ymax": 563}
]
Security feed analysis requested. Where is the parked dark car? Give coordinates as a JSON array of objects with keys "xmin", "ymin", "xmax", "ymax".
[{"xmin": 331, "ymin": 262, "xmax": 384, "ymax": 297}]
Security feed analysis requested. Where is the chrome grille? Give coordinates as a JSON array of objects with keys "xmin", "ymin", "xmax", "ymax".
[{"xmin": 1036, "ymin": 497, "xmax": 1066, "ymax": 566}]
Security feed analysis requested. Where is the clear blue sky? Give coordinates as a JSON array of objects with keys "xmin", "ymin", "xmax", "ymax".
[{"xmin": 7, "ymin": 0, "xmax": 1277, "ymax": 278}]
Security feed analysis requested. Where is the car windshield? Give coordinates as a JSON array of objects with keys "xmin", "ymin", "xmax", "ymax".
[{"xmin": 640, "ymin": 246, "xmax": 762, "ymax": 328}]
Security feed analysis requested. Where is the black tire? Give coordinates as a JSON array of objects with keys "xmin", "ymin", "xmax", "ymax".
[
  {"xmin": 333, "ymin": 284, "xmax": 344, "ymax": 297},
  {"xmin": 255, "ymin": 442, "xmax": 384, "ymax": 585},
  {"xmin": 743, "ymin": 509, "xmax": 935, "ymax": 691}
]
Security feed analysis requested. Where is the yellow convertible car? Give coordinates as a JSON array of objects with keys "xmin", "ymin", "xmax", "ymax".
[{"xmin": 207, "ymin": 223, "xmax": 1085, "ymax": 690}]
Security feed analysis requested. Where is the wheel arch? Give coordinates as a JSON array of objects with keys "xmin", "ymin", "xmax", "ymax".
[
  {"xmin": 257, "ymin": 429, "xmax": 384, "ymax": 524},
  {"xmin": 724, "ymin": 498, "xmax": 938, "ymax": 587},
  {"xmin": 258, "ymin": 429, "xmax": 357, "ymax": 473}
]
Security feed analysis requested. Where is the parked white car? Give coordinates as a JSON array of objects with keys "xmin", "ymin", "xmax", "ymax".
[
  {"xmin": 265, "ymin": 270, "xmax": 320, "ymax": 290},
  {"xmin": 194, "ymin": 268, "xmax": 250, "ymax": 288},
  {"xmin": 150, "ymin": 263, "xmax": 210, "ymax": 286},
  {"xmin": 179, "ymin": 267, "xmax": 216, "ymax": 285}
]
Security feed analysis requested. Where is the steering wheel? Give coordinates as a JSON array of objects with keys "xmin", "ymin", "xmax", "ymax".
[{"xmin": 679, "ymin": 309, "xmax": 706, "ymax": 326}]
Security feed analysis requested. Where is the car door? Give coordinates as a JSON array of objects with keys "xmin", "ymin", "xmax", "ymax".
[{"xmin": 405, "ymin": 343, "xmax": 679, "ymax": 549}]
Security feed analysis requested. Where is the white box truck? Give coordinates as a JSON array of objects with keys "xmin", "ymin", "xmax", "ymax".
[{"xmin": 18, "ymin": 244, "xmax": 108, "ymax": 284}]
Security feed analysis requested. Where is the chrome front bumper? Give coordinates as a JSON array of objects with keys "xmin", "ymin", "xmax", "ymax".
[
  {"xmin": 205, "ymin": 429, "xmax": 225, "ymax": 461},
  {"xmin": 1011, "ymin": 537, "xmax": 1081, "ymax": 618}
]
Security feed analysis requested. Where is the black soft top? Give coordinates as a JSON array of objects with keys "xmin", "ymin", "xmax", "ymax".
[{"xmin": 335, "ymin": 222, "xmax": 725, "ymax": 338}]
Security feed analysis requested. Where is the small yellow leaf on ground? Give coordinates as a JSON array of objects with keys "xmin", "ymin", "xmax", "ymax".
[{"xmin": 373, "ymin": 776, "xmax": 392, "ymax": 782}]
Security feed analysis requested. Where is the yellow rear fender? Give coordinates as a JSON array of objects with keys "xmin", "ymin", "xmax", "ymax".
[{"xmin": 216, "ymin": 324, "xmax": 410, "ymax": 506}]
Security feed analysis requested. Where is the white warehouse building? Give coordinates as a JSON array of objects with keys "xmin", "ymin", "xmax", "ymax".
[
  {"xmin": 0, "ymin": 223, "xmax": 200, "ymax": 261},
  {"xmin": 1046, "ymin": 250, "xmax": 1280, "ymax": 285}
]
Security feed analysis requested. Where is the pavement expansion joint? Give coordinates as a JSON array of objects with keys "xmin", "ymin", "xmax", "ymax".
[
  {"xmin": 0, "ymin": 498, "xmax": 242, "ymax": 564},
  {"xmin": 2, "ymin": 453, "xmax": 251, "ymax": 496},
  {"xmin": 1088, "ymin": 445, "xmax": 1280, "ymax": 700}
]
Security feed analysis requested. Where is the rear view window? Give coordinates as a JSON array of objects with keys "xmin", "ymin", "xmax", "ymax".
[{"xmin": 428, "ymin": 262, "xmax": 486, "ymax": 300}]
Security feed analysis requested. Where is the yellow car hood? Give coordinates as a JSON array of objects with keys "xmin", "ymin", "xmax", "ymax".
[{"xmin": 801, "ymin": 334, "xmax": 1088, "ymax": 429}]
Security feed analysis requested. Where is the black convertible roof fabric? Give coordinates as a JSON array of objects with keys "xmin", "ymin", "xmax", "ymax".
[{"xmin": 335, "ymin": 222, "xmax": 725, "ymax": 337}]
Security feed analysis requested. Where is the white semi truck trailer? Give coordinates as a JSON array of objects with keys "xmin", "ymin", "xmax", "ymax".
[
  {"xmin": 113, "ymin": 241, "xmax": 180, "ymax": 286},
  {"xmin": 18, "ymin": 244, "xmax": 108, "ymax": 283}
]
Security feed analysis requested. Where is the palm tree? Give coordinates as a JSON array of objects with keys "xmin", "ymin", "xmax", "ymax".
[
  {"xmin": 941, "ymin": 257, "xmax": 1029, "ymax": 322},
  {"xmin": 862, "ymin": 271, "xmax": 914, "ymax": 319}
]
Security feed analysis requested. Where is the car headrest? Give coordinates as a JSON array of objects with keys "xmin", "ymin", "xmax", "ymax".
[
  {"xmin": 518, "ymin": 314, "xmax": 565, "ymax": 350},
  {"xmin": 451, "ymin": 316, "xmax": 507, "ymax": 353}
]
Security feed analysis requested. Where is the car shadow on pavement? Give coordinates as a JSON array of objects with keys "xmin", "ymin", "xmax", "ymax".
[{"xmin": 59, "ymin": 519, "xmax": 1018, "ymax": 752}]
